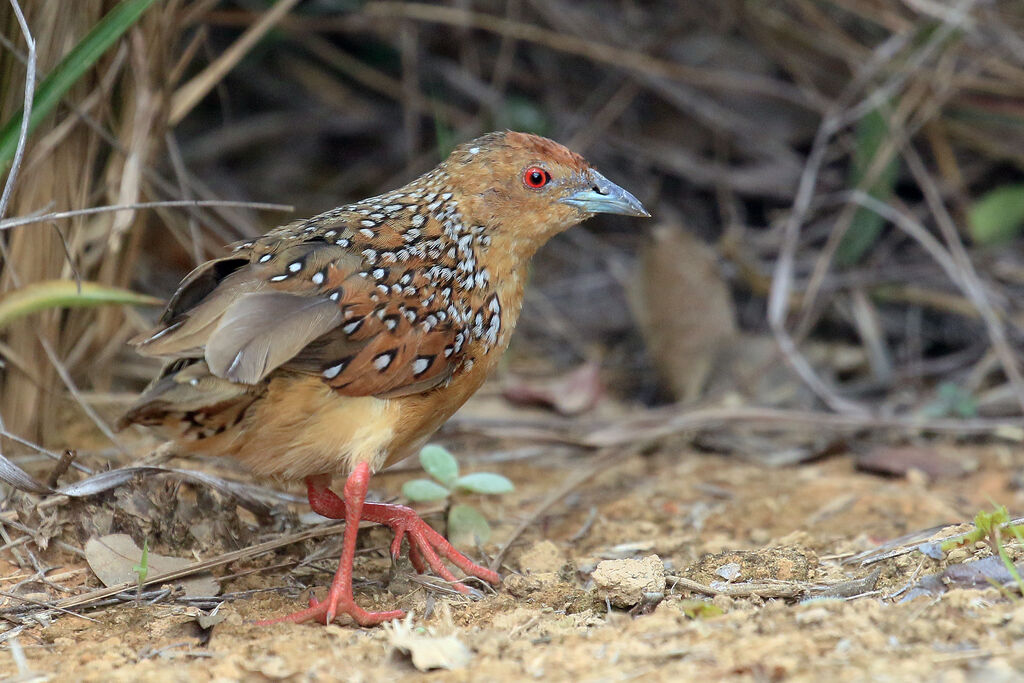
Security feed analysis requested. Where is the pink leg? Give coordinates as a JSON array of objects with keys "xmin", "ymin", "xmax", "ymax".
[
  {"xmin": 304, "ymin": 473, "xmax": 347, "ymax": 518},
  {"xmin": 360, "ymin": 501, "xmax": 500, "ymax": 591},
  {"xmin": 257, "ymin": 464, "xmax": 404, "ymax": 626},
  {"xmin": 303, "ymin": 472, "xmax": 500, "ymax": 589}
]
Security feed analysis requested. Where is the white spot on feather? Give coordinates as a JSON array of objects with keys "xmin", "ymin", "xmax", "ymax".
[{"xmin": 323, "ymin": 363, "xmax": 345, "ymax": 379}]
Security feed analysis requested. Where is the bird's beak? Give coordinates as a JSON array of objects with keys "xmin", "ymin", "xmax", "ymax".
[{"xmin": 560, "ymin": 169, "xmax": 650, "ymax": 218}]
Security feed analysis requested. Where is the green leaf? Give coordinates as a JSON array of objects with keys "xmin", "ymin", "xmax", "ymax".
[
  {"xmin": 968, "ymin": 184, "xmax": 1024, "ymax": 245},
  {"xmin": 454, "ymin": 472, "xmax": 514, "ymax": 495},
  {"xmin": 921, "ymin": 381, "xmax": 978, "ymax": 419},
  {"xmin": 0, "ymin": 280, "xmax": 161, "ymax": 329},
  {"xmin": 836, "ymin": 108, "xmax": 899, "ymax": 266},
  {"xmin": 447, "ymin": 504, "xmax": 491, "ymax": 546},
  {"xmin": 433, "ymin": 117, "xmax": 456, "ymax": 159},
  {"xmin": 679, "ymin": 599, "xmax": 724, "ymax": 619},
  {"xmin": 419, "ymin": 444, "xmax": 459, "ymax": 487},
  {"xmin": 401, "ymin": 478, "xmax": 450, "ymax": 502},
  {"xmin": 0, "ymin": 0, "xmax": 159, "ymax": 170},
  {"xmin": 132, "ymin": 538, "xmax": 149, "ymax": 585}
]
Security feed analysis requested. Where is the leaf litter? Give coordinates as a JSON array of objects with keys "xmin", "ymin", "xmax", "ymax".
[{"xmin": 2, "ymin": 433, "xmax": 1024, "ymax": 679}]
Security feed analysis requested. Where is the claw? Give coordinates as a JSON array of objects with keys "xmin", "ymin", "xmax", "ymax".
[{"xmin": 361, "ymin": 501, "xmax": 501, "ymax": 592}]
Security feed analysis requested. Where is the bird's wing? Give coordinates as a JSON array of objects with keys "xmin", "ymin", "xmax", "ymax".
[{"xmin": 132, "ymin": 211, "xmax": 469, "ymax": 398}]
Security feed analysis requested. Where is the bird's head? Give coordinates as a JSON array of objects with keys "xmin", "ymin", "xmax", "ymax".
[{"xmin": 440, "ymin": 131, "xmax": 649, "ymax": 255}]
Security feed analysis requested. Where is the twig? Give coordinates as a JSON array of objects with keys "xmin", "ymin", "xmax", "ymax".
[
  {"xmin": 170, "ymin": 0, "xmax": 303, "ymax": 125},
  {"xmin": 568, "ymin": 506, "xmax": 599, "ymax": 543},
  {"xmin": 0, "ymin": 589, "xmax": 98, "ymax": 623},
  {"xmin": 44, "ymin": 450, "xmax": 76, "ymax": 489},
  {"xmin": 364, "ymin": 2, "xmax": 822, "ymax": 110},
  {"xmin": 0, "ymin": 0, "xmax": 35, "ymax": 223},
  {"xmin": 667, "ymin": 575, "xmax": 805, "ymax": 599},
  {"xmin": 53, "ymin": 521, "xmax": 349, "ymax": 611},
  {"xmin": 448, "ymin": 405, "xmax": 1024, "ymax": 449},
  {"xmin": 0, "ymin": 428, "xmax": 92, "ymax": 474},
  {"xmin": 901, "ymin": 145, "xmax": 1024, "ymax": 415},
  {"xmin": 0, "ymin": 199, "xmax": 292, "ymax": 231}
]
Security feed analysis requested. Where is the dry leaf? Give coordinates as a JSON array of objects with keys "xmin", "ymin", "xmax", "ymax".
[
  {"xmin": 630, "ymin": 222, "xmax": 737, "ymax": 403},
  {"xmin": 84, "ymin": 534, "xmax": 219, "ymax": 597},
  {"xmin": 502, "ymin": 362, "xmax": 603, "ymax": 415},
  {"xmin": 903, "ymin": 556, "xmax": 1024, "ymax": 601},
  {"xmin": 383, "ymin": 613, "xmax": 472, "ymax": 671},
  {"xmin": 856, "ymin": 446, "xmax": 970, "ymax": 480}
]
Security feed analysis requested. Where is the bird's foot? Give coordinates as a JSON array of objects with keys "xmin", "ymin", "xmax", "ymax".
[
  {"xmin": 256, "ymin": 585, "xmax": 405, "ymax": 627},
  {"xmin": 361, "ymin": 502, "xmax": 501, "ymax": 593}
]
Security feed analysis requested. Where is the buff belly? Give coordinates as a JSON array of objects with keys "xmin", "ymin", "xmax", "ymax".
[{"xmin": 212, "ymin": 376, "xmax": 401, "ymax": 480}]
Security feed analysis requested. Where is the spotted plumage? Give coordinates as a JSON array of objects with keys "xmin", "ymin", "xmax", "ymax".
[{"xmin": 120, "ymin": 131, "xmax": 648, "ymax": 627}]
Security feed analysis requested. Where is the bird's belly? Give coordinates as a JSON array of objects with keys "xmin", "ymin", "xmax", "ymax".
[
  {"xmin": 224, "ymin": 375, "xmax": 401, "ymax": 480},
  {"xmin": 184, "ymin": 356, "xmax": 495, "ymax": 481}
]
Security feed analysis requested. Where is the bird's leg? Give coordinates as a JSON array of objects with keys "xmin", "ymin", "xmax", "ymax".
[
  {"xmin": 303, "ymin": 471, "xmax": 500, "ymax": 589},
  {"xmin": 257, "ymin": 464, "xmax": 404, "ymax": 626},
  {"xmin": 359, "ymin": 500, "xmax": 501, "ymax": 592},
  {"xmin": 303, "ymin": 473, "xmax": 347, "ymax": 518}
]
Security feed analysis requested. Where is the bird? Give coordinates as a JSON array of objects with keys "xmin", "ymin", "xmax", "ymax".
[{"xmin": 120, "ymin": 131, "xmax": 649, "ymax": 626}]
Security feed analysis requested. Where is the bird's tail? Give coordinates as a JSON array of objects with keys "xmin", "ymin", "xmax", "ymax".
[{"xmin": 118, "ymin": 360, "xmax": 264, "ymax": 447}]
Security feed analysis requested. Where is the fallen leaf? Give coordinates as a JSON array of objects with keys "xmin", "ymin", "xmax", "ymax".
[
  {"xmin": 629, "ymin": 222, "xmax": 737, "ymax": 403},
  {"xmin": 502, "ymin": 362, "xmax": 603, "ymax": 415},
  {"xmin": 84, "ymin": 534, "xmax": 219, "ymax": 597},
  {"xmin": 383, "ymin": 613, "xmax": 472, "ymax": 671},
  {"xmin": 856, "ymin": 446, "xmax": 969, "ymax": 480},
  {"xmin": 715, "ymin": 562, "xmax": 742, "ymax": 581},
  {"xmin": 902, "ymin": 555, "xmax": 1024, "ymax": 602}
]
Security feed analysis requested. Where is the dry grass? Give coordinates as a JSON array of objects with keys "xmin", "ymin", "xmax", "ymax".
[
  {"xmin": 0, "ymin": 0, "xmax": 1022, "ymax": 460},
  {"xmin": 0, "ymin": 1, "xmax": 183, "ymax": 447}
]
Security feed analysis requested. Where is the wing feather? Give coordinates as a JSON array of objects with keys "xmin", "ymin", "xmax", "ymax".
[{"xmin": 130, "ymin": 204, "xmax": 477, "ymax": 399}]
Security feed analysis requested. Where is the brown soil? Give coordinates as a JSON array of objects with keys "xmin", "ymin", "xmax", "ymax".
[{"xmin": 3, "ymin": 439, "xmax": 1024, "ymax": 681}]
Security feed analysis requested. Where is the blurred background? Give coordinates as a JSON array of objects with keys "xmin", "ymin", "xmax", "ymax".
[{"xmin": 2, "ymin": 0, "xmax": 1024, "ymax": 464}]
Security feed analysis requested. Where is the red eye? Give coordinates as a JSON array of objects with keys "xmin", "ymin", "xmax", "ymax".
[{"xmin": 523, "ymin": 166, "xmax": 550, "ymax": 189}]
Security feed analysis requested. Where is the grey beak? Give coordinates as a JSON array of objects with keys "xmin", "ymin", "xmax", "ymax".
[{"xmin": 560, "ymin": 169, "xmax": 650, "ymax": 218}]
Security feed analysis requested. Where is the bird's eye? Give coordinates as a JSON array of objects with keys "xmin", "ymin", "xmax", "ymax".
[{"xmin": 523, "ymin": 166, "xmax": 551, "ymax": 189}]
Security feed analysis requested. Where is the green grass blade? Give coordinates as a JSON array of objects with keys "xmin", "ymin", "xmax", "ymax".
[
  {"xmin": 836, "ymin": 108, "xmax": 899, "ymax": 266},
  {"xmin": 0, "ymin": 280, "xmax": 161, "ymax": 329},
  {"xmin": 0, "ymin": 0, "xmax": 158, "ymax": 170}
]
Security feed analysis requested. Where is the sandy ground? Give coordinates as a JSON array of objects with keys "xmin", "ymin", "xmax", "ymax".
[{"xmin": 2, "ymin": 437, "xmax": 1024, "ymax": 682}]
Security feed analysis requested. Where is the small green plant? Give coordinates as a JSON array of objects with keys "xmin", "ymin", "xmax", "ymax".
[
  {"xmin": 968, "ymin": 183, "xmax": 1024, "ymax": 245},
  {"xmin": 921, "ymin": 381, "xmax": 978, "ymax": 419},
  {"xmin": 132, "ymin": 538, "xmax": 149, "ymax": 600},
  {"xmin": 942, "ymin": 504, "xmax": 1024, "ymax": 598},
  {"xmin": 402, "ymin": 445, "xmax": 514, "ymax": 546}
]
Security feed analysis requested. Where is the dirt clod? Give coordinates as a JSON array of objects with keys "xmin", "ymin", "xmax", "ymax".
[
  {"xmin": 518, "ymin": 540, "xmax": 567, "ymax": 574},
  {"xmin": 591, "ymin": 554, "xmax": 666, "ymax": 608}
]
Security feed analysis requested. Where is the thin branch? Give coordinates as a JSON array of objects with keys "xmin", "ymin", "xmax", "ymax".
[
  {"xmin": 901, "ymin": 145, "xmax": 1024, "ymax": 414},
  {"xmin": 364, "ymin": 2, "xmax": 823, "ymax": 110},
  {"xmin": 170, "ymin": 0, "xmax": 303, "ymax": 125},
  {"xmin": 0, "ymin": 0, "xmax": 35, "ymax": 223},
  {"xmin": 0, "ymin": 199, "xmax": 292, "ymax": 231}
]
